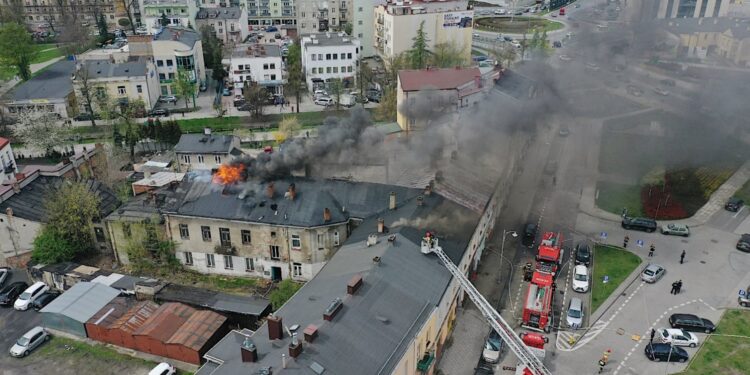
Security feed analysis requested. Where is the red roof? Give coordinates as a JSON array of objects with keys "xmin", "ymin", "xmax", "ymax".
[
  {"xmin": 398, "ymin": 67, "xmax": 481, "ymax": 92},
  {"xmin": 531, "ymin": 271, "xmax": 553, "ymax": 287},
  {"xmin": 134, "ymin": 302, "xmax": 194, "ymax": 341},
  {"xmin": 167, "ymin": 310, "xmax": 227, "ymax": 351},
  {"xmin": 0, "ymin": 137, "xmax": 8, "ymax": 149}
]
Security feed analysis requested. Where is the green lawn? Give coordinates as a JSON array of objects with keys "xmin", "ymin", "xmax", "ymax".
[
  {"xmin": 475, "ymin": 17, "xmax": 564, "ymax": 33},
  {"xmin": 31, "ymin": 47, "xmax": 64, "ymax": 64},
  {"xmin": 681, "ymin": 309, "xmax": 750, "ymax": 375},
  {"xmin": 734, "ymin": 180, "xmax": 750, "ymax": 204},
  {"xmin": 0, "ymin": 44, "xmax": 64, "ymax": 81},
  {"xmin": 596, "ymin": 181, "xmax": 644, "ymax": 217},
  {"xmin": 591, "ymin": 245, "xmax": 642, "ymax": 313}
]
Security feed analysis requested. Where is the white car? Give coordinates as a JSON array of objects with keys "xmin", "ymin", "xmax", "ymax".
[
  {"xmin": 572, "ymin": 265, "xmax": 589, "ymax": 293},
  {"xmin": 14, "ymin": 281, "xmax": 48, "ymax": 311},
  {"xmin": 159, "ymin": 95, "xmax": 178, "ymax": 103},
  {"xmin": 9, "ymin": 326, "xmax": 49, "ymax": 357},
  {"xmin": 559, "ymin": 55, "xmax": 572, "ymax": 61},
  {"xmin": 0, "ymin": 267, "xmax": 9, "ymax": 287},
  {"xmin": 149, "ymin": 362, "xmax": 176, "ymax": 375},
  {"xmin": 661, "ymin": 223, "xmax": 689, "ymax": 236},
  {"xmin": 494, "ymin": 9, "xmax": 506, "ymax": 15},
  {"xmin": 314, "ymin": 97, "xmax": 333, "ymax": 106},
  {"xmin": 658, "ymin": 328, "xmax": 699, "ymax": 348},
  {"xmin": 566, "ymin": 297, "xmax": 584, "ymax": 329}
]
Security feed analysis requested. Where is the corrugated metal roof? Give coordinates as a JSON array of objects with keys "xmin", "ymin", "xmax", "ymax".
[
  {"xmin": 86, "ymin": 297, "xmax": 134, "ymax": 327},
  {"xmin": 167, "ymin": 310, "xmax": 227, "ymax": 351},
  {"xmin": 40, "ymin": 282, "xmax": 120, "ymax": 323},
  {"xmin": 112, "ymin": 301, "xmax": 160, "ymax": 333},
  {"xmin": 134, "ymin": 302, "xmax": 194, "ymax": 341}
]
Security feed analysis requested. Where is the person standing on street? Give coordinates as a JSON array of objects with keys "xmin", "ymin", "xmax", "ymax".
[
  {"xmin": 623, "ymin": 235, "xmax": 630, "ymax": 248},
  {"xmin": 650, "ymin": 328, "xmax": 656, "ymax": 343},
  {"xmin": 680, "ymin": 250, "xmax": 686, "ymax": 264},
  {"xmin": 648, "ymin": 244, "xmax": 655, "ymax": 257},
  {"xmin": 676, "ymin": 280, "xmax": 683, "ymax": 294},
  {"xmin": 671, "ymin": 281, "xmax": 678, "ymax": 295}
]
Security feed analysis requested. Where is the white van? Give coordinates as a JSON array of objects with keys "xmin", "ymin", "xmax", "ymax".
[{"xmin": 14, "ymin": 282, "xmax": 49, "ymax": 311}]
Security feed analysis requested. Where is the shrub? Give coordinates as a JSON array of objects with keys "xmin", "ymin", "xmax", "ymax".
[{"xmin": 269, "ymin": 279, "xmax": 303, "ymax": 310}]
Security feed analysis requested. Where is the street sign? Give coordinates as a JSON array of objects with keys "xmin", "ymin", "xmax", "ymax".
[
  {"xmin": 600, "ymin": 232, "xmax": 608, "ymax": 239},
  {"xmin": 603, "ymin": 275, "xmax": 610, "ymax": 283},
  {"xmin": 636, "ymin": 239, "xmax": 644, "ymax": 247},
  {"xmin": 740, "ymin": 289, "xmax": 746, "ymax": 297}
]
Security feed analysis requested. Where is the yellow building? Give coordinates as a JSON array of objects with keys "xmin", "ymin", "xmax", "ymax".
[
  {"xmin": 666, "ymin": 18, "xmax": 750, "ymax": 66},
  {"xmin": 73, "ymin": 58, "xmax": 162, "ymax": 113},
  {"xmin": 374, "ymin": 0, "xmax": 473, "ymax": 62}
]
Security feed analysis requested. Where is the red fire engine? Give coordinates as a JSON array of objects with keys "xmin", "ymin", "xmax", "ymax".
[
  {"xmin": 535, "ymin": 231, "xmax": 564, "ymax": 277},
  {"xmin": 522, "ymin": 271, "xmax": 555, "ymax": 332}
]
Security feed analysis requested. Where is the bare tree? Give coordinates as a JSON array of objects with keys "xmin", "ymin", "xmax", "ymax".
[
  {"xmin": 119, "ymin": 0, "xmax": 138, "ymax": 34},
  {"xmin": 73, "ymin": 64, "xmax": 100, "ymax": 127},
  {"xmin": 59, "ymin": 15, "xmax": 94, "ymax": 56}
]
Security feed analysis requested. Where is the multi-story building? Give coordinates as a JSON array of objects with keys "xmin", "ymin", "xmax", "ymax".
[
  {"xmin": 0, "ymin": 138, "xmax": 17, "ymax": 185},
  {"xmin": 655, "ymin": 0, "xmax": 728, "ymax": 18},
  {"xmin": 73, "ymin": 58, "xmax": 161, "ymax": 113},
  {"xmin": 374, "ymin": 0, "xmax": 473, "ymax": 63},
  {"xmin": 174, "ymin": 130, "xmax": 243, "ymax": 171},
  {"xmin": 664, "ymin": 17, "xmax": 750, "ymax": 66},
  {"xmin": 224, "ymin": 43, "xmax": 284, "ymax": 96},
  {"xmin": 353, "ymin": 0, "xmax": 386, "ymax": 57},
  {"xmin": 129, "ymin": 27, "xmax": 207, "ymax": 95},
  {"xmin": 301, "ymin": 32, "xmax": 360, "ymax": 91},
  {"xmin": 18, "ymin": 0, "xmax": 117, "ymax": 30},
  {"xmin": 195, "ymin": 6, "xmax": 249, "ymax": 44},
  {"xmin": 139, "ymin": 0, "xmax": 199, "ymax": 30},
  {"xmin": 296, "ymin": 0, "xmax": 352, "ymax": 34},
  {"xmin": 2, "ymin": 60, "xmax": 76, "ymax": 120},
  {"xmin": 245, "ymin": 0, "xmax": 296, "ymax": 30}
]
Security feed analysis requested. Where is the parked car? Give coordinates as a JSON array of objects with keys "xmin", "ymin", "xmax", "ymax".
[
  {"xmin": 558, "ymin": 125, "xmax": 570, "ymax": 136},
  {"xmin": 73, "ymin": 112, "xmax": 100, "ymax": 121},
  {"xmin": 14, "ymin": 281, "xmax": 49, "ymax": 311},
  {"xmin": 575, "ymin": 243, "xmax": 591, "ymax": 266},
  {"xmin": 737, "ymin": 234, "xmax": 750, "ymax": 252},
  {"xmin": 644, "ymin": 343, "xmax": 688, "ymax": 362},
  {"xmin": 738, "ymin": 284, "xmax": 750, "ymax": 307},
  {"xmin": 653, "ymin": 87, "xmax": 670, "ymax": 96},
  {"xmin": 149, "ymin": 109, "xmax": 169, "ymax": 117},
  {"xmin": 31, "ymin": 291, "xmax": 60, "ymax": 311},
  {"xmin": 660, "ymin": 79, "xmax": 676, "ymax": 87},
  {"xmin": 149, "ymin": 363, "xmax": 176, "ymax": 375},
  {"xmin": 669, "ymin": 313, "xmax": 716, "ymax": 333},
  {"xmin": 315, "ymin": 97, "xmax": 333, "ymax": 106},
  {"xmin": 474, "ymin": 362, "xmax": 495, "ymax": 375},
  {"xmin": 522, "ymin": 223, "xmax": 537, "ymax": 247},
  {"xmin": 366, "ymin": 90, "xmax": 382, "ymax": 103},
  {"xmin": 0, "ymin": 267, "xmax": 8, "ymax": 288},
  {"xmin": 482, "ymin": 329, "xmax": 503, "ymax": 363},
  {"xmin": 661, "ymin": 223, "xmax": 690, "ymax": 237},
  {"xmin": 641, "ymin": 264, "xmax": 666, "ymax": 283},
  {"xmin": 566, "ymin": 297, "xmax": 584, "ymax": 329},
  {"xmin": 314, "ymin": 89, "xmax": 328, "ymax": 98},
  {"xmin": 9, "ymin": 326, "xmax": 49, "ymax": 358},
  {"xmin": 0, "ymin": 282, "xmax": 27, "ymax": 306},
  {"xmin": 222, "ymin": 88, "xmax": 232, "ymax": 96},
  {"xmin": 266, "ymin": 26, "xmax": 278, "ymax": 32},
  {"xmin": 354, "ymin": 93, "xmax": 369, "ymax": 104},
  {"xmin": 572, "ymin": 265, "xmax": 589, "ymax": 293},
  {"xmin": 158, "ymin": 95, "xmax": 177, "ymax": 104},
  {"xmin": 622, "ymin": 216, "xmax": 657, "ymax": 232},
  {"xmin": 725, "ymin": 197, "xmax": 744, "ymax": 212},
  {"xmin": 559, "ymin": 55, "xmax": 572, "ymax": 61},
  {"xmin": 199, "ymin": 83, "xmax": 207, "ymax": 92},
  {"xmin": 657, "ymin": 328, "xmax": 699, "ymax": 348},
  {"xmin": 553, "ymin": 41, "xmax": 562, "ymax": 48}
]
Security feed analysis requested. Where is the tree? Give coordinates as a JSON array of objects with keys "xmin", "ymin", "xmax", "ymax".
[
  {"xmin": 32, "ymin": 227, "xmax": 77, "ymax": 264},
  {"xmin": 0, "ymin": 0, "xmax": 26, "ymax": 25},
  {"xmin": 526, "ymin": 29, "xmax": 551, "ymax": 60},
  {"xmin": 160, "ymin": 13, "xmax": 170, "ymax": 27},
  {"xmin": 328, "ymin": 78, "xmax": 343, "ymax": 110},
  {"xmin": 0, "ymin": 23, "xmax": 38, "ymax": 81},
  {"xmin": 491, "ymin": 43, "xmax": 518, "ymax": 68},
  {"xmin": 97, "ymin": 12, "xmax": 109, "ymax": 43},
  {"xmin": 59, "ymin": 15, "xmax": 95, "ymax": 56},
  {"xmin": 43, "ymin": 181, "xmax": 102, "ymax": 257},
  {"xmin": 382, "ymin": 53, "xmax": 408, "ymax": 88},
  {"xmin": 430, "ymin": 41, "xmax": 467, "ymax": 68},
  {"xmin": 276, "ymin": 116, "xmax": 301, "ymax": 143},
  {"xmin": 408, "ymin": 21, "xmax": 430, "ymax": 69},
  {"xmin": 269, "ymin": 279, "xmax": 303, "ymax": 310},
  {"xmin": 15, "ymin": 111, "xmax": 72, "ymax": 156},
  {"xmin": 343, "ymin": 22, "xmax": 353, "ymax": 35},
  {"xmin": 98, "ymin": 96, "xmax": 146, "ymax": 160},
  {"xmin": 358, "ymin": 60, "xmax": 374, "ymax": 107},
  {"xmin": 284, "ymin": 42, "xmax": 304, "ymax": 113},
  {"xmin": 243, "ymin": 80, "xmax": 267, "ymax": 118},
  {"xmin": 174, "ymin": 68, "xmax": 197, "ymax": 111},
  {"xmin": 74, "ymin": 64, "xmax": 100, "ymax": 127},
  {"xmin": 376, "ymin": 87, "xmax": 397, "ymax": 122}
]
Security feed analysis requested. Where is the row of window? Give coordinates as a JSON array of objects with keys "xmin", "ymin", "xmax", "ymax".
[
  {"xmin": 114, "ymin": 85, "xmax": 143, "ymax": 95},
  {"xmin": 180, "ymin": 154, "xmax": 222, "ymax": 164},
  {"xmin": 237, "ymin": 74, "xmax": 277, "ymax": 82},
  {"xmin": 311, "ymin": 66, "xmax": 352, "ymax": 75},
  {"xmin": 181, "ymin": 224, "xmax": 304, "ymax": 249},
  {"xmin": 311, "ymin": 52, "xmax": 353, "ymax": 61},
  {"xmin": 156, "ymin": 59, "xmax": 174, "ymax": 68},
  {"xmin": 184, "ymin": 252, "xmax": 303, "ymax": 277}
]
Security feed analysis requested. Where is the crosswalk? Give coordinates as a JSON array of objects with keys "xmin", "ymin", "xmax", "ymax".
[{"xmin": 556, "ymin": 320, "xmax": 610, "ymax": 351}]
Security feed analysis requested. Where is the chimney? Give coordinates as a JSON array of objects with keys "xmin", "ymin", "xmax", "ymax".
[
  {"xmin": 286, "ymin": 183, "xmax": 296, "ymax": 200},
  {"xmin": 240, "ymin": 337, "xmax": 258, "ymax": 362},
  {"xmin": 347, "ymin": 274, "xmax": 363, "ymax": 294},
  {"xmin": 303, "ymin": 324, "xmax": 318, "ymax": 342},
  {"xmin": 389, "ymin": 191, "xmax": 396, "ymax": 210},
  {"xmin": 424, "ymin": 182, "xmax": 433, "ymax": 196},
  {"xmin": 204, "ymin": 127, "xmax": 212, "ymax": 136},
  {"xmin": 266, "ymin": 182, "xmax": 275, "ymax": 199},
  {"xmin": 144, "ymin": 169, "xmax": 152, "ymax": 179},
  {"xmin": 11, "ymin": 182, "xmax": 20, "ymax": 193},
  {"xmin": 323, "ymin": 207, "xmax": 331, "ymax": 222},
  {"xmin": 267, "ymin": 315, "xmax": 284, "ymax": 340},
  {"xmin": 288, "ymin": 333, "xmax": 303, "ymax": 358},
  {"xmin": 417, "ymin": 196, "xmax": 424, "ymax": 206},
  {"xmin": 377, "ymin": 218, "xmax": 385, "ymax": 233}
]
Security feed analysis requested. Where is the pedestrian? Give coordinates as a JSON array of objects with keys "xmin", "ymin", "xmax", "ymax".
[
  {"xmin": 676, "ymin": 280, "xmax": 683, "ymax": 294},
  {"xmin": 650, "ymin": 328, "xmax": 655, "ymax": 343},
  {"xmin": 680, "ymin": 250, "xmax": 686, "ymax": 264},
  {"xmin": 648, "ymin": 246, "xmax": 654, "ymax": 258},
  {"xmin": 623, "ymin": 235, "xmax": 629, "ymax": 248},
  {"xmin": 671, "ymin": 281, "xmax": 678, "ymax": 295}
]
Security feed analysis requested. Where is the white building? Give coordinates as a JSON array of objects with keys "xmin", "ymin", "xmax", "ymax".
[
  {"xmin": 174, "ymin": 130, "xmax": 243, "ymax": 171},
  {"xmin": 245, "ymin": 0, "xmax": 296, "ymax": 30},
  {"xmin": 353, "ymin": 0, "xmax": 386, "ymax": 57},
  {"xmin": 0, "ymin": 138, "xmax": 17, "ymax": 185},
  {"xmin": 73, "ymin": 58, "xmax": 162, "ymax": 112},
  {"xmin": 195, "ymin": 7, "xmax": 249, "ymax": 44},
  {"xmin": 139, "ymin": 0, "xmax": 200, "ymax": 31},
  {"xmin": 296, "ymin": 0, "xmax": 353, "ymax": 34},
  {"xmin": 224, "ymin": 43, "xmax": 284, "ymax": 96},
  {"xmin": 301, "ymin": 32, "xmax": 361, "ymax": 91}
]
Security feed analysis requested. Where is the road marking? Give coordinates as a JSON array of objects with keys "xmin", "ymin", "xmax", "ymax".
[
  {"xmin": 734, "ymin": 206, "xmax": 745, "ymax": 218},
  {"xmin": 699, "ymin": 298, "xmax": 717, "ymax": 311}
]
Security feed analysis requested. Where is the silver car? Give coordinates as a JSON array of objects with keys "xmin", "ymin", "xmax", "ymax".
[
  {"xmin": 641, "ymin": 264, "xmax": 666, "ymax": 283},
  {"xmin": 9, "ymin": 326, "xmax": 49, "ymax": 357},
  {"xmin": 661, "ymin": 223, "xmax": 690, "ymax": 237}
]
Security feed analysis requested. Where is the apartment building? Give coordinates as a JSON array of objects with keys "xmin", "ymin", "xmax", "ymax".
[
  {"xmin": 17, "ymin": 0, "xmax": 116, "ymax": 30},
  {"xmin": 2, "ymin": 60, "xmax": 76, "ymax": 120},
  {"xmin": 246, "ymin": 0, "xmax": 296, "ymax": 30},
  {"xmin": 295, "ymin": 0, "xmax": 352, "ymax": 34},
  {"xmin": 374, "ymin": 0, "xmax": 472, "ymax": 62},
  {"xmin": 301, "ymin": 32, "xmax": 360, "ymax": 91},
  {"xmin": 655, "ymin": 0, "xmax": 729, "ymax": 19},
  {"xmin": 139, "ymin": 0, "xmax": 199, "ymax": 30},
  {"xmin": 195, "ymin": 7, "xmax": 249, "ymax": 43},
  {"xmin": 224, "ymin": 43, "xmax": 284, "ymax": 95},
  {"xmin": 73, "ymin": 58, "xmax": 161, "ymax": 113},
  {"xmin": 174, "ymin": 130, "xmax": 242, "ymax": 171},
  {"xmin": 353, "ymin": 0, "xmax": 387, "ymax": 57},
  {"xmin": 665, "ymin": 17, "xmax": 750, "ymax": 66}
]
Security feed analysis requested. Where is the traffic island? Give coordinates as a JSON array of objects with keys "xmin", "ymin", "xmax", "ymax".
[
  {"xmin": 474, "ymin": 17, "xmax": 564, "ymax": 34},
  {"xmin": 682, "ymin": 309, "xmax": 750, "ymax": 374},
  {"xmin": 591, "ymin": 245, "xmax": 642, "ymax": 313}
]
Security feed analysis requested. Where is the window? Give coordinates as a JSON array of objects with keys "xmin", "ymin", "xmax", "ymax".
[
  {"xmin": 245, "ymin": 257, "xmax": 254, "ymax": 271},
  {"xmin": 333, "ymin": 53, "xmax": 338, "ymax": 60},
  {"xmin": 122, "ymin": 223, "xmax": 131, "ymax": 238},
  {"xmin": 219, "ymin": 227, "xmax": 231, "ymax": 246},
  {"xmin": 157, "ymin": 60, "xmax": 164, "ymax": 67},
  {"xmin": 168, "ymin": 73, "xmax": 175, "ymax": 79},
  {"xmin": 269, "ymin": 63, "xmax": 275, "ymax": 69},
  {"xmin": 311, "ymin": 67, "xmax": 317, "ymax": 74},
  {"xmin": 263, "ymin": 63, "xmax": 269, "ymax": 69},
  {"xmin": 326, "ymin": 67, "xmax": 331, "ymax": 73},
  {"xmin": 333, "ymin": 67, "xmax": 338, "ymax": 73},
  {"xmin": 224, "ymin": 255, "xmax": 234, "ymax": 269},
  {"xmin": 291, "ymin": 234, "xmax": 301, "ymax": 249},
  {"xmin": 312, "ymin": 54, "xmax": 316, "ymax": 61},
  {"xmin": 326, "ymin": 53, "xmax": 331, "ymax": 60},
  {"xmin": 136, "ymin": 85, "xmax": 142, "ymax": 93},
  {"xmin": 293, "ymin": 263, "xmax": 302, "ymax": 277},
  {"xmin": 179, "ymin": 224, "xmax": 189, "ymax": 239},
  {"xmin": 159, "ymin": 73, "xmax": 166, "ymax": 80},
  {"xmin": 271, "ymin": 231, "xmax": 277, "ymax": 238},
  {"xmin": 117, "ymin": 86, "xmax": 126, "ymax": 95},
  {"xmin": 358, "ymin": 20, "xmax": 362, "ymax": 25},
  {"xmin": 184, "ymin": 251, "xmax": 193, "ymax": 265},
  {"xmin": 318, "ymin": 54, "xmax": 323, "ymax": 60},
  {"xmin": 167, "ymin": 60, "xmax": 174, "ymax": 68},
  {"xmin": 334, "ymin": 231, "xmax": 340, "ymax": 246},
  {"xmin": 270, "ymin": 245, "xmax": 280, "ymax": 260},
  {"xmin": 347, "ymin": 53, "xmax": 352, "ymax": 59},
  {"xmin": 218, "ymin": 21, "xmax": 223, "ymax": 26},
  {"xmin": 183, "ymin": 155, "xmax": 191, "ymax": 163},
  {"xmin": 201, "ymin": 226, "xmax": 212, "ymax": 241},
  {"xmin": 348, "ymin": 66, "xmax": 353, "ymax": 73},
  {"xmin": 215, "ymin": 155, "xmax": 222, "ymax": 163},
  {"xmin": 94, "ymin": 227, "xmax": 106, "ymax": 243},
  {"xmin": 206, "ymin": 253, "xmax": 215, "ymax": 267},
  {"xmin": 197, "ymin": 155, "xmax": 204, "ymax": 163},
  {"xmin": 241, "ymin": 230, "xmax": 252, "ymax": 244},
  {"xmin": 358, "ymin": 6, "xmax": 362, "ymax": 11},
  {"xmin": 358, "ymin": 33, "xmax": 363, "ymax": 38},
  {"xmin": 270, "ymin": 74, "xmax": 276, "ymax": 80}
]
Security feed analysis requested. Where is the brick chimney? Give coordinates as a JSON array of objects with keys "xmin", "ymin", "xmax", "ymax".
[
  {"xmin": 240, "ymin": 337, "xmax": 258, "ymax": 362},
  {"xmin": 323, "ymin": 207, "xmax": 331, "ymax": 222},
  {"xmin": 377, "ymin": 218, "xmax": 384, "ymax": 233},
  {"xmin": 288, "ymin": 332, "xmax": 302, "ymax": 358},
  {"xmin": 286, "ymin": 183, "xmax": 296, "ymax": 200},
  {"xmin": 266, "ymin": 182, "xmax": 275, "ymax": 199},
  {"xmin": 389, "ymin": 192, "xmax": 396, "ymax": 210},
  {"xmin": 417, "ymin": 196, "xmax": 424, "ymax": 206},
  {"xmin": 424, "ymin": 182, "xmax": 432, "ymax": 196},
  {"xmin": 267, "ymin": 315, "xmax": 283, "ymax": 340}
]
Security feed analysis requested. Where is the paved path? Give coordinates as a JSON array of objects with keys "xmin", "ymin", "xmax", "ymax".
[{"xmin": 0, "ymin": 56, "xmax": 65, "ymax": 97}]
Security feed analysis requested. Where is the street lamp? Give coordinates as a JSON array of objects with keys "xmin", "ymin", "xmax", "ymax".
[{"xmin": 500, "ymin": 229, "xmax": 518, "ymax": 276}]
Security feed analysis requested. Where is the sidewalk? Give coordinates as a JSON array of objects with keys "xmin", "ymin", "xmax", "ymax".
[{"xmin": 0, "ymin": 56, "xmax": 64, "ymax": 97}]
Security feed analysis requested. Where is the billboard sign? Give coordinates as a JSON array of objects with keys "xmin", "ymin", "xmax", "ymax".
[{"xmin": 443, "ymin": 11, "xmax": 474, "ymax": 28}]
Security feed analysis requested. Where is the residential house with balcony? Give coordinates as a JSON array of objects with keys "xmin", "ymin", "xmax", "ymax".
[
  {"xmin": 224, "ymin": 43, "xmax": 284, "ymax": 96},
  {"xmin": 374, "ymin": 0, "xmax": 473, "ymax": 63},
  {"xmin": 0, "ymin": 138, "xmax": 17, "ymax": 185},
  {"xmin": 195, "ymin": 6, "xmax": 249, "ymax": 44},
  {"xmin": 246, "ymin": 0, "xmax": 296, "ymax": 30},
  {"xmin": 174, "ymin": 130, "xmax": 243, "ymax": 171},
  {"xmin": 139, "ymin": 0, "xmax": 199, "ymax": 30},
  {"xmin": 301, "ymin": 32, "xmax": 360, "ymax": 91},
  {"xmin": 73, "ymin": 58, "xmax": 161, "ymax": 113},
  {"xmin": 353, "ymin": 0, "xmax": 387, "ymax": 57},
  {"xmin": 15, "ymin": 0, "xmax": 117, "ymax": 30},
  {"xmin": 296, "ymin": 0, "xmax": 353, "ymax": 34}
]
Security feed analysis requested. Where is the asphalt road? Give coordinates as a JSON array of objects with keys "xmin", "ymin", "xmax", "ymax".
[{"xmin": 0, "ymin": 269, "xmax": 42, "ymax": 368}]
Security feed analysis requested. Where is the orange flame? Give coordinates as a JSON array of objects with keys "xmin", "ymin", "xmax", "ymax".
[{"xmin": 213, "ymin": 164, "xmax": 245, "ymax": 185}]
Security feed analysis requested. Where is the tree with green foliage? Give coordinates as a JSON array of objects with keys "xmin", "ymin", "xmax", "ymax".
[
  {"xmin": 243, "ymin": 80, "xmax": 267, "ymax": 118},
  {"xmin": 174, "ymin": 68, "xmax": 197, "ymax": 110},
  {"xmin": 343, "ymin": 22, "xmax": 353, "ymax": 35},
  {"xmin": 32, "ymin": 227, "xmax": 77, "ymax": 264},
  {"xmin": 98, "ymin": 96, "xmax": 146, "ymax": 160},
  {"xmin": 74, "ymin": 64, "xmax": 100, "ymax": 127},
  {"xmin": 328, "ymin": 78, "xmax": 343, "ymax": 110},
  {"xmin": 270, "ymin": 279, "xmax": 303, "ymax": 310},
  {"xmin": 409, "ymin": 21, "xmax": 430, "ymax": 69},
  {"xmin": 160, "ymin": 13, "xmax": 170, "ymax": 27},
  {"xmin": 199, "ymin": 24, "xmax": 226, "ymax": 85},
  {"xmin": 0, "ymin": 23, "xmax": 38, "ymax": 81},
  {"xmin": 376, "ymin": 87, "xmax": 397, "ymax": 122},
  {"xmin": 527, "ymin": 29, "xmax": 551, "ymax": 60},
  {"xmin": 97, "ymin": 13, "xmax": 109, "ymax": 43},
  {"xmin": 430, "ymin": 41, "xmax": 467, "ymax": 68},
  {"xmin": 120, "ymin": 218, "xmax": 181, "ymax": 275},
  {"xmin": 491, "ymin": 42, "xmax": 518, "ymax": 68},
  {"xmin": 284, "ymin": 42, "xmax": 304, "ymax": 113}
]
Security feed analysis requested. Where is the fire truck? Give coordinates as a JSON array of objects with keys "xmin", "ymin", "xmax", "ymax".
[
  {"xmin": 522, "ymin": 271, "xmax": 555, "ymax": 333},
  {"xmin": 535, "ymin": 231, "xmax": 564, "ymax": 277}
]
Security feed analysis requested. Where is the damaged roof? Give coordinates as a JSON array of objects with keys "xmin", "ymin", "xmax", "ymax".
[
  {"xmin": 167, "ymin": 310, "xmax": 227, "ymax": 351},
  {"xmin": 156, "ymin": 283, "xmax": 270, "ymax": 316}
]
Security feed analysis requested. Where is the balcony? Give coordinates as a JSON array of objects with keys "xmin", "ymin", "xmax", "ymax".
[
  {"xmin": 416, "ymin": 351, "xmax": 435, "ymax": 373},
  {"xmin": 3, "ymin": 162, "xmax": 14, "ymax": 174},
  {"xmin": 215, "ymin": 243, "xmax": 237, "ymax": 255}
]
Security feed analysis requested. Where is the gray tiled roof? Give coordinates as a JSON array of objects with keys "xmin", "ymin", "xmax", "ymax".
[
  {"xmin": 7, "ymin": 60, "xmax": 75, "ymax": 102},
  {"xmin": 197, "ymin": 6, "xmax": 243, "ymax": 20},
  {"xmin": 0, "ymin": 176, "xmax": 120, "ymax": 223},
  {"xmin": 198, "ymin": 193, "xmax": 478, "ymax": 374},
  {"xmin": 174, "ymin": 134, "xmax": 237, "ymax": 154},
  {"xmin": 80, "ymin": 59, "xmax": 148, "ymax": 79},
  {"xmin": 153, "ymin": 27, "xmax": 201, "ymax": 48}
]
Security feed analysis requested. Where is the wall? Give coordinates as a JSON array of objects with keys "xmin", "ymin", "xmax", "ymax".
[
  {"xmin": 0, "ymin": 214, "xmax": 40, "ymax": 267},
  {"xmin": 353, "ymin": 0, "xmax": 386, "ymax": 57},
  {"xmin": 195, "ymin": 11, "xmax": 249, "ymax": 43},
  {"xmin": 225, "ymin": 52, "xmax": 284, "ymax": 94},
  {"xmin": 176, "ymin": 151, "xmax": 234, "ymax": 171},
  {"xmin": 302, "ymin": 37, "xmax": 361, "ymax": 91},
  {"xmin": 0, "ymin": 143, "xmax": 18, "ymax": 185}
]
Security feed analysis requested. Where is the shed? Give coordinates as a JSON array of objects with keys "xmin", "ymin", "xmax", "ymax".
[
  {"xmin": 85, "ymin": 298, "xmax": 159, "ymax": 348},
  {"xmin": 156, "ymin": 283, "xmax": 271, "ymax": 328},
  {"xmin": 40, "ymin": 282, "xmax": 120, "ymax": 337}
]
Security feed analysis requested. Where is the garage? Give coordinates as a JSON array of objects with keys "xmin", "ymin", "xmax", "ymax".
[{"xmin": 40, "ymin": 282, "xmax": 120, "ymax": 337}]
